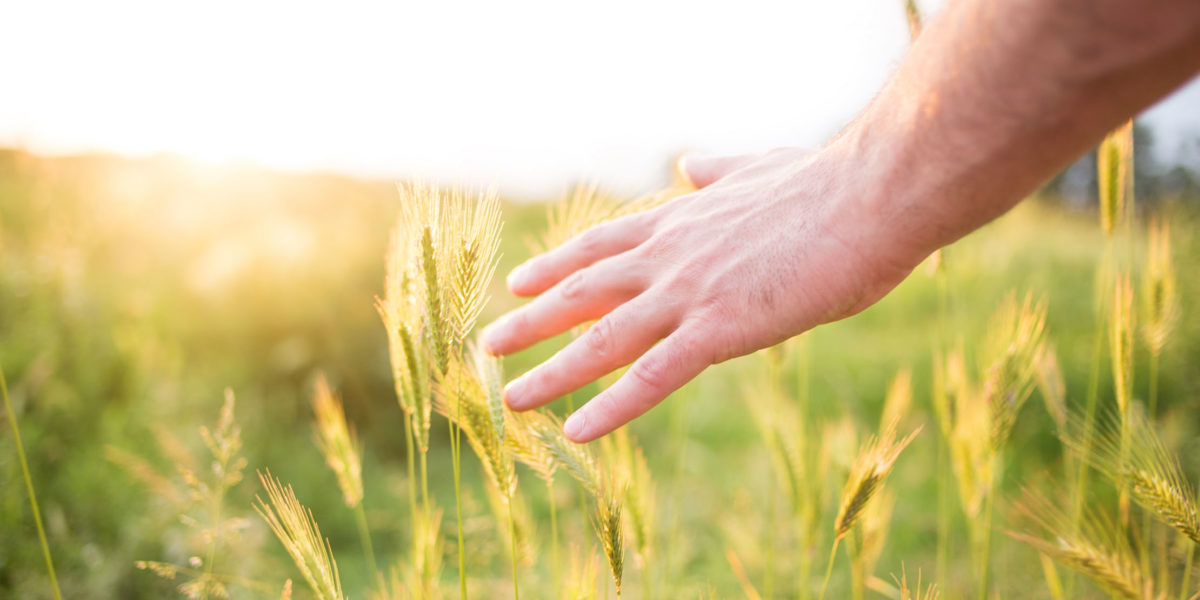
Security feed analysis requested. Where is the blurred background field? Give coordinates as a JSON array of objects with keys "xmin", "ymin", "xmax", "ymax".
[{"xmin": 2, "ymin": 143, "xmax": 1200, "ymax": 599}]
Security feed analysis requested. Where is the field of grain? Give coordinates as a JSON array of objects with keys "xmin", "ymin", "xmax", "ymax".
[{"xmin": 2, "ymin": 144, "xmax": 1200, "ymax": 600}]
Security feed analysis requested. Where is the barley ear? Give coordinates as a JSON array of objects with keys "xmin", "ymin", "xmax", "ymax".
[
  {"xmin": 594, "ymin": 481, "xmax": 625, "ymax": 596},
  {"xmin": 835, "ymin": 421, "xmax": 921, "ymax": 540}
]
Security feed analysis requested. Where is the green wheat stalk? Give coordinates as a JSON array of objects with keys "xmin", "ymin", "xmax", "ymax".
[{"xmin": 2, "ymin": 368, "xmax": 62, "ymax": 600}]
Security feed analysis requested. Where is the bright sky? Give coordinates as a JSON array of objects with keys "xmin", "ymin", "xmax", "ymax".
[{"xmin": 2, "ymin": 0, "xmax": 1197, "ymax": 198}]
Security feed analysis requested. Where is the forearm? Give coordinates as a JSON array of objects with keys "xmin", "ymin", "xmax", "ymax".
[{"xmin": 833, "ymin": 0, "xmax": 1200, "ymax": 264}]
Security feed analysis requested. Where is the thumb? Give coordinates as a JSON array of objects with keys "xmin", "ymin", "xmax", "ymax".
[{"xmin": 676, "ymin": 152, "xmax": 761, "ymax": 189}]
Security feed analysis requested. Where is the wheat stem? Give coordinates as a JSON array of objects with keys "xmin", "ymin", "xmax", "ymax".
[
  {"xmin": 2, "ymin": 369, "xmax": 62, "ymax": 600},
  {"xmin": 449, "ymin": 413, "xmax": 467, "ymax": 599},
  {"xmin": 765, "ymin": 430, "xmax": 778, "ymax": 600},
  {"xmin": 353, "ymin": 503, "xmax": 378, "ymax": 581},
  {"xmin": 508, "ymin": 493, "xmax": 520, "ymax": 600},
  {"xmin": 1071, "ymin": 239, "xmax": 1114, "ymax": 597},
  {"xmin": 402, "ymin": 411, "xmax": 421, "ymax": 588},
  {"xmin": 817, "ymin": 538, "xmax": 840, "ymax": 600},
  {"xmin": 848, "ymin": 531, "xmax": 864, "ymax": 600},
  {"xmin": 548, "ymin": 480, "xmax": 561, "ymax": 598},
  {"xmin": 1181, "ymin": 529, "xmax": 1197, "ymax": 600},
  {"xmin": 976, "ymin": 475, "xmax": 995, "ymax": 600},
  {"xmin": 202, "ymin": 493, "xmax": 223, "ymax": 600}
]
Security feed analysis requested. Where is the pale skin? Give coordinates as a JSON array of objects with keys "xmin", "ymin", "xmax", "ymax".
[{"xmin": 481, "ymin": 0, "xmax": 1200, "ymax": 443}]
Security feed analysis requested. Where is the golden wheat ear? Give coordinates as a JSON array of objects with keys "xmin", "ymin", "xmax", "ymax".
[
  {"xmin": 835, "ymin": 421, "xmax": 921, "ymax": 540},
  {"xmin": 254, "ymin": 470, "xmax": 345, "ymax": 600},
  {"xmin": 1069, "ymin": 407, "xmax": 1200, "ymax": 544},
  {"xmin": 980, "ymin": 291, "xmax": 1047, "ymax": 449},
  {"xmin": 433, "ymin": 352, "xmax": 515, "ymax": 496},
  {"xmin": 593, "ymin": 480, "xmax": 626, "ymax": 597},
  {"xmin": 1098, "ymin": 121, "xmax": 1134, "ymax": 237}
]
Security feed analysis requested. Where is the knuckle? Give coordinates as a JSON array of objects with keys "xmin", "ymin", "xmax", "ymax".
[
  {"xmin": 560, "ymin": 270, "xmax": 587, "ymax": 301},
  {"xmin": 583, "ymin": 317, "xmax": 614, "ymax": 360},
  {"xmin": 575, "ymin": 224, "xmax": 609, "ymax": 254},
  {"xmin": 630, "ymin": 349, "xmax": 672, "ymax": 393}
]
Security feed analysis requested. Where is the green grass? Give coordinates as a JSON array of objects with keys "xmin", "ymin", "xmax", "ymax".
[{"xmin": 2, "ymin": 148, "xmax": 1200, "ymax": 598}]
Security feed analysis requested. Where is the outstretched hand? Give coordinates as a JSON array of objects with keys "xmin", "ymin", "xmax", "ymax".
[{"xmin": 481, "ymin": 146, "xmax": 923, "ymax": 442}]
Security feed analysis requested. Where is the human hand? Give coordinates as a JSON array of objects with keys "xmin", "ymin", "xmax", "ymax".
[{"xmin": 481, "ymin": 146, "xmax": 925, "ymax": 442}]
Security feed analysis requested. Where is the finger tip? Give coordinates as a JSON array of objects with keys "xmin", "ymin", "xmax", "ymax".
[
  {"xmin": 563, "ymin": 410, "xmax": 588, "ymax": 442},
  {"xmin": 506, "ymin": 264, "xmax": 533, "ymax": 294}
]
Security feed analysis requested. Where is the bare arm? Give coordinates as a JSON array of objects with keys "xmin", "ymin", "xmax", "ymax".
[{"xmin": 482, "ymin": 0, "xmax": 1200, "ymax": 443}]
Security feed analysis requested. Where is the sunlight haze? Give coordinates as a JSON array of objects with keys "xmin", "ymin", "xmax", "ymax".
[{"xmin": 2, "ymin": 0, "xmax": 1196, "ymax": 198}]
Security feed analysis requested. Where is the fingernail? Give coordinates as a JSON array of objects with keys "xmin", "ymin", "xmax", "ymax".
[
  {"xmin": 506, "ymin": 263, "xmax": 530, "ymax": 289},
  {"xmin": 564, "ymin": 409, "xmax": 588, "ymax": 441},
  {"xmin": 503, "ymin": 374, "xmax": 528, "ymax": 409},
  {"xmin": 481, "ymin": 323, "xmax": 503, "ymax": 355}
]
